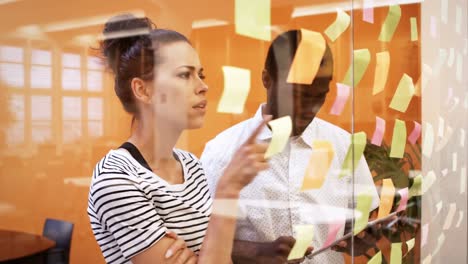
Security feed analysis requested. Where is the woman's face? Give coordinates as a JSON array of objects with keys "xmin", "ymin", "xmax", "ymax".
[{"xmin": 151, "ymin": 41, "xmax": 208, "ymax": 130}]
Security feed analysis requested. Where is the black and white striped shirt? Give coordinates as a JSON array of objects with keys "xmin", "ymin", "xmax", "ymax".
[{"xmin": 88, "ymin": 144, "xmax": 212, "ymax": 264}]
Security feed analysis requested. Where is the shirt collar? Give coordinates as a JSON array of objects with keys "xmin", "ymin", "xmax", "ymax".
[{"xmin": 253, "ymin": 103, "xmax": 317, "ymax": 148}]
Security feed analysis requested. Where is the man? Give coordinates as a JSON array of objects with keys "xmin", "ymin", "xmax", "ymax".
[{"xmin": 201, "ymin": 30, "xmax": 380, "ymax": 263}]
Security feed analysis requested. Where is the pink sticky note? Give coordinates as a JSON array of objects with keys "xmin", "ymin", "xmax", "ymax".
[
  {"xmin": 396, "ymin": 188, "xmax": 409, "ymax": 212},
  {"xmin": 322, "ymin": 220, "xmax": 345, "ymax": 249},
  {"xmin": 371, "ymin": 117, "xmax": 386, "ymax": 146},
  {"xmin": 421, "ymin": 223, "xmax": 429, "ymax": 247},
  {"xmin": 330, "ymin": 83, "xmax": 350, "ymax": 115},
  {"xmin": 430, "ymin": 16, "xmax": 437, "ymax": 38},
  {"xmin": 408, "ymin": 121, "xmax": 421, "ymax": 144},
  {"xmin": 363, "ymin": 0, "xmax": 374, "ymax": 23}
]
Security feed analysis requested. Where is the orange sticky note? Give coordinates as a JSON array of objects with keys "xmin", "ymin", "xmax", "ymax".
[
  {"xmin": 287, "ymin": 29, "xmax": 326, "ymax": 84},
  {"xmin": 378, "ymin": 179, "xmax": 396, "ymax": 219},
  {"xmin": 301, "ymin": 140, "xmax": 335, "ymax": 190}
]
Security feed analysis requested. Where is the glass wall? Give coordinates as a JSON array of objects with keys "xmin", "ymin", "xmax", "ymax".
[{"xmin": 0, "ymin": 0, "xmax": 466, "ymax": 263}]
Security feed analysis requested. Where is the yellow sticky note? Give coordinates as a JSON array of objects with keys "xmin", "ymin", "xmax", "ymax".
[
  {"xmin": 217, "ymin": 66, "xmax": 251, "ymax": 114},
  {"xmin": 410, "ymin": 17, "xmax": 418, "ymax": 41},
  {"xmin": 264, "ymin": 116, "xmax": 292, "ymax": 158},
  {"xmin": 406, "ymin": 238, "xmax": 416, "ymax": 253},
  {"xmin": 288, "ymin": 225, "xmax": 314, "ymax": 260},
  {"xmin": 409, "ymin": 174, "xmax": 422, "ymax": 197},
  {"xmin": 390, "ymin": 119, "xmax": 407, "ymax": 158},
  {"xmin": 301, "ymin": 140, "xmax": 335, "ymax": 190},
  {"xmin": 339, "ymin": 132, "xmax": 367, "ymax": 178},
  {"xmin": 354, "ymin": 191, "xmax": 373, "ymax": 235},
  {"xmin": 324, "ymin": 9, "xmax": 351, "ymax": 42},
  {"xmin": 379, "ymin": 5, "xmax": 401, "ymax": 42},
  {"xmin": 287, "ymin": 29, "xmax": 326, "ymax": 84},
  {"xmin": 342, "ymin": 49, "xmax": 371, "ymax": 87},
  {"xmin": 390, "ymin": 242, "xmax": 402, "ymax": 264},
  {"xmin": 389, "ymin": 74, "xmax": 415, "ymax": 112},
  {"xmin": 378, "ymin": 179, "xmax": 396, "ymax": 219},
  {"xmin": 367, "ymin": 251, "xmax": 382, "ymax": 264},
  {"xmin": 235, "ymin": 0, "xmax": 271, "ymax": 41},
  {"xmin": 373, "ymin": 51, "xmax": 390, "ymax": 95}
]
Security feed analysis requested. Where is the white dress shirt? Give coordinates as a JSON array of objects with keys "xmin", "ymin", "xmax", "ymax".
[{"xmin": 201, "ymin": 104, "xmax": 380, "ymax": 264}]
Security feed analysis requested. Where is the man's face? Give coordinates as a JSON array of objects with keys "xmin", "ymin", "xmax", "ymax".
[{"xmin": 268, "ymin": 46, "xmax": 333, "ymax": 136}]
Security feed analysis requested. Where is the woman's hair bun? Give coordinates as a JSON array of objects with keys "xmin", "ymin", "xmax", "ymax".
[{"xmin": 101, "ymin": 13, "xmax": 156, "ymax": 72}]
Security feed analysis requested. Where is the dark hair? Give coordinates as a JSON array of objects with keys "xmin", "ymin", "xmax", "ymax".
[
  {"xmin": 264, "ymin": 30, "xmax": 300, "ymax": 82},
  {"xmin": 101, "ymin": 13, "xmax": 190, "ymax": 116}
]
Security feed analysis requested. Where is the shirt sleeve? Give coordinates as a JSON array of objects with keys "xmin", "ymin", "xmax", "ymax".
[
  {"xmin": 90, "ymin": 176, "xmax": 167, "ymax": 260},
  {"xmin": 200, "ymin": 140, "xmax": 227, "ymax": 198}
]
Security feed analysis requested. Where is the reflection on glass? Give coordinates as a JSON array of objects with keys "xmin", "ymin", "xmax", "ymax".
[
  {"xmin": 62, "ymin": 96, "xmax": 81, "ymax": 142},
  {"xmin": 0, "ymin": 63, "xmax": 24, "ymax": 88}
]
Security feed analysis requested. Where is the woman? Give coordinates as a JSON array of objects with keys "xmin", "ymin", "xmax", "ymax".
[{"xmin": 87, "ymin": 14, "xmax": 269, "ymax": 264}]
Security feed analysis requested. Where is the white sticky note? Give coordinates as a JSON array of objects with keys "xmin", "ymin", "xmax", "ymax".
[
  {"xmin": 436, "ymin": 201, "xmax": 443, "ymax": 215},
  {"xmin": 422, "ymin": 170, "xmax": 436, "ymax": 194},
  {"xmin": 422, "ymin": 122, "xmax": 434, "ymax": 158},
  {"xmin": 421, "ymin": 223, "xmax": 429, "ymax": 247},
  {"xmin": 438, "ymin": 116, "xmax": 445, "ymax": 139},
  {"xmin": 461, "ymin": 167, "xmax": 466, "ymax": 194},
  {"xmin": 447, "ymin": 48, "xmax": 455, "ymax": 67},
  {"xmin": 441, "ymin": 0, "xmax": 448, "ymax": 24},
  {"xmin": 443, "ymin": 203, "xmax": 457, "ymax": 230},
  {"xmin": 434, "ymin": 49, "xmax": 448, "ymax": 74},
  {"xmin": 456, "ymin": 52, "xmax": 462, "ymax": 82},
  {"xmin": 456, "ymin": 211, "xmax": 464, "ymax": 228},
  {"xmin": 265, "ymin": 116, "xmax": 292, "ymax": 158},
  {"xmin": 422, "ymin": 254, "xmax": 432, "ymax": 264},
  {"xmin": 456, "ymin": 6, "xmax": 462, "ymax": 34},
  {"xmin": 433, "ymin": 233, "xmax": 445, "ymax": 256},
  {"xmin": 288, "ymin": 225, "xmax": 314, "ymax": 260},
  {"xmin": 217, "ymin": 66, "xmax": 251, "ymax": 114},
  {"xmin": 452, "ymin": 152, "xmax": 457, "ymax": 171},
  {"xmin": 460, "ymin": 129, "xmax": 465, "ymax": 147}
]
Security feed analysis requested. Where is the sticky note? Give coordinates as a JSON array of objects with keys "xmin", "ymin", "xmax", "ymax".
[
  {"xmin": 447, "ymin": 48, "xmax": 455, "ymax": 67},
  {"xmin": 264, "ymin": 116, "xmax": 292, "ymax": 158},
  {"xmin": 443, "ymin": 203, "xmax": 457, "ymax": 230},
  {"xmin": 373, "ymin": 51, "xmax": 390, "ymax": 95},
  {"xmin": 406, "ymin": 238, "xmax": 415, "ymax": 253},
  {"xmin": 363, "ymin": 0, "xmax": 374, "ymax": 23},
  {"xmin": 435, "ymin": 201, "xmax": 443, "ymax": 215},
  {"xmin": 422, "ymin": 171, "xmax": 436, "ymax": 194},
  {"xmin": 441, "ymin": 168, "xmax": 448, "ymax": 177},
  {"xmin": 339, "ymin": 132, "xmax": 367, "ymax": 178},
  {"xmin": 287, "ymin": 29, "xmax": 326, "ymax": 84},
  {"xmin": 410, "ymin": 17, "xmax": 418, "ymax": 41},
  {"xmin": 434, "ymin": 49, "xmax": 448, "ymax": 74},
  {"xmin": 389, "ymin": 74, "xmax": 415, "ymax": 113},
  {"xmin": 322, "ymin": 219, "xmax": 345, "ymax": 249},
  {"xmin": 212, "ymin": 199, "xmax": 246, "ymax": 219},
  {"xmin": 430, "ymin": 16, "xmax": 437, "ymax": 38},
  {"xmin": 217, "ymin": 66, "xmax": 251, "ymax": 114},
  {"xmin": 408, "ymin": 121, "xmax": 421, "ymax": 144},
  {"xmin": 422, "ymin": 122, "xmax": 434, "ymax": 158},
  {"xmin": 461, "ymin": 167, "xmax": 466, "ymax": 194},
  {"xmin": 301, "ymin": 140, "xmax": 335, "ymax": 190},
  {"xmin": 367, "ymin": 251, "xmax": 381, "ymax": 264},
  {"xmin": 456, "ymin": 52, "xmax": 462, "ymax": 82},
  {"xmin": 324, "ymin": 9, "xmax": 351, "ymax": 42},
  {"xmin": 415, "ymin": 64, "xmax": 432, "ymax": 96},
  {"xmin": 435, "ymin": 125, "xmax": 453, "ymax": 152},
  {"xmin": 422, "ymin": 254, "xmax": 432, "ymax": 264},
  {"xmin": 438, "ymin": 116, "xmax": 445, "ymax": 139},
  {"xmin": 456, "ymin": 211, "xmax": 464, "ymax": 228},
  {"xmin": 409, "ymin": 174, "xmax": 422, "ymax": 197},
  {"xmin": 343, "ymin": 49, "xmax": 371, "ymax": 87},
  {"xmin": 354, "ymin": 191, "xmax": 373, "ymax": 235},
  {"xmin": 330, "ymin": 83, "xmax": 350, "ymax": 115},
  {"xmin": 396, "ymin": 187, "xmax": 409, "ymax": 212},
  {"xmin": 288, "ymin": 225, "xmax": 314, "ymax": 260},
  {"xmin": 460, "ymin": 129, "xmax": 465, "ymax": 147},
  {"xmin": 371, "ymin": 116, "xmax": 385, "ymax": 146},
  {"xmin": 378, "ymin": 5, "xmax": 401, "ymax": 42},
  {"xmin": 390, "ymin": 119, "xmax": 407, "ymax": 158},
  {"xmin": 235, "ymin": 0, "xmax": 271, "ymax": 41},
  {"xmin": 378, "ymin": 179, "xmax": 395, "ymax": 219},
  {"xmin": 456, "ymin": 6, "xmax": 462, "ymax": 34},
  {"xmin": 441, "ymin": 0, "xmax": 448, "ymax": 24},
  {"xmin": 421, "ymin": 223, "xmax": 429, "ymax": 246},
  {"xmin": 433, "ymin": 233, "xmax": 445, "ymax": 256},
  {"xmin": 452, "ymin": 152, "xmax": 457, "ymax": 171},
  {"xmin": 390, "ymin": 242, "xmax": 402, "ymax": 264}
]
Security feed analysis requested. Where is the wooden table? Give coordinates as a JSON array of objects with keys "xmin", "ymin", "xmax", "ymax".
[{"xmin": 0, "ymin": 230, "xmax": 55, "ymax": 263}]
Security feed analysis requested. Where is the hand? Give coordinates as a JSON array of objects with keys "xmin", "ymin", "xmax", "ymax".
[
  {"xmin": 217, "ymin": 119, "xmax": 271, "ymax": 198},
  {"xmin": 165, "ymin": 231, "xmax": 197, "ymax": 264},
  {"xmin": 256, "ymin": 236, "xmax": 313, "ymax": 264}
]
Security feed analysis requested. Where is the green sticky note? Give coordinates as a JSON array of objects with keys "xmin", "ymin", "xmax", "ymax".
[
  {"xmin": 288, "ymin": 225, "xmax": 314, "ymax": 260},
  {"xmin": 389, "ymin": 74, "xmax": 415, "ymax": 112},
  {"xmin": 390, "ymin": 242, "xmax": 403, "ymax": 264},
  {"xmin": 235, "ymin": 0, "xmax": 271, "ymax": 41},
  {"xmin": 410, "ymin": 17, "xmax": 418, "ymax": 41},
  {"xmin": 367, "ymin": 251, "xmax": 382, "ymax": 264},
  {"xmin": 339, "ymin": 132, "xmax": 367, "ymax": 178},
  {"xmin": 409, "ymin": 174, "xmax": 422, "ymax": 197},
  {"xmin": 264, "ymin": 116, "xmax": 292, "ymax": 158},
  {"xmin": 324, "ymin": 9, "xmax": 351, "ymax": 42},
  {"xmin": 379, "ymin": 5, "xmax": 401, "ymax": 42},
  {"xmin": 354, "ymin": 191, "xmax": 373, "ymax": 235},
  {"xmin": 342, "ymin": 49, "xmax": 371, "ymax": 87},
  {"xmin": 406, "ymin": 238, "xmax": 416, "ymax": 253},
  {"xmin": 390, "ymin": 119, "xmax": 407, "ymax": 158}
]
